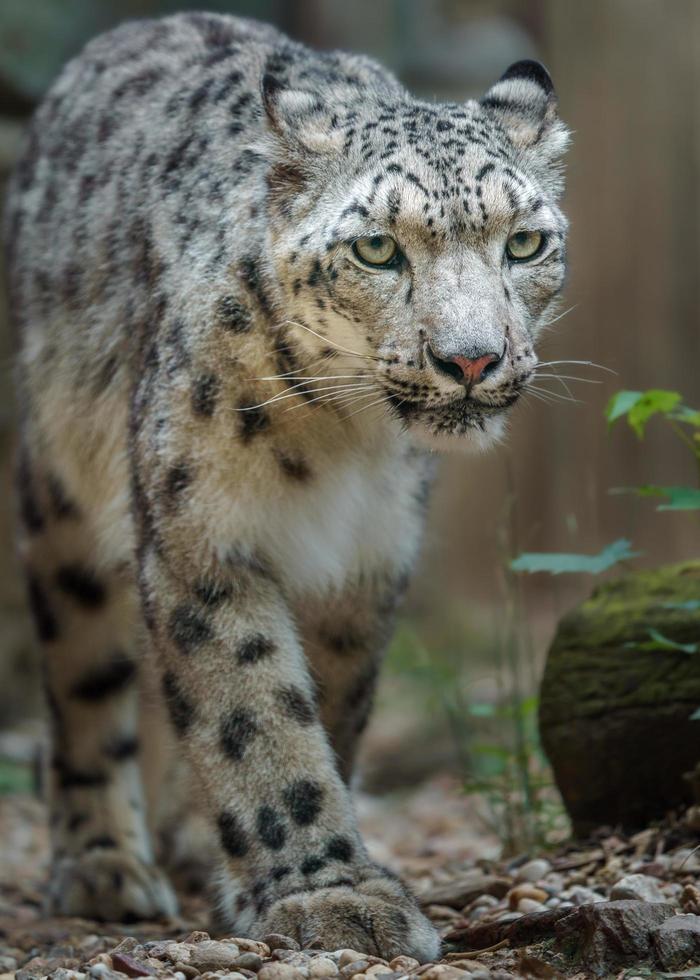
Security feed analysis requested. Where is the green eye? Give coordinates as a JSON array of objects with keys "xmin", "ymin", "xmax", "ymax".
[
  {"xmin": 506, "ymin": 230, "xmax": 544, "ymax": 261},
  {"xmin": 352, "ymin": 235, "xmax": 399, "ymax": 267}
]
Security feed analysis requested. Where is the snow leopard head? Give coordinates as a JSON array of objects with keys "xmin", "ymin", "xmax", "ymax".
[{"xmin": 263, "ymin": 59, "xmax": 569, "ymax": 449}]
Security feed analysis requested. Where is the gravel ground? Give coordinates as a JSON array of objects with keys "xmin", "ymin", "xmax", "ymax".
[{"xmin": 2, "ymin": 784, "xmax": 700, "ymax": 980}]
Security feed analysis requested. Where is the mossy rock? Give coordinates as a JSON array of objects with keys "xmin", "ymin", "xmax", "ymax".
[{"xmin": 539, "ymin": 561, "xmax": 700, "ymax": 834}]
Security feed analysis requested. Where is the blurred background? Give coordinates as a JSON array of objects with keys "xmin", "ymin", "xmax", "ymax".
[{"xmin": 0, "ymin": 0, "xmax": 698, "ymax": 851}]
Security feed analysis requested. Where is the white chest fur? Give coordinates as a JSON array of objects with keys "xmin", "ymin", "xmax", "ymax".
[{"xmin": 213, "ymin": 437, "xmax": 425, "ymax": 597}]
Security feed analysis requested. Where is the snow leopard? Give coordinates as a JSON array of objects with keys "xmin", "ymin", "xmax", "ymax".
[{"xmin": 3, "ymin": 11, "xmax": 569, "ymax": 959}]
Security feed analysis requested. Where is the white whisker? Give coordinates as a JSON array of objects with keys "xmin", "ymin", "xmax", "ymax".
[
  {"xmin": 524, "ymin": 388, "xmax": 554, "ymax": 406},
  {"xmin": 525, "ymin": 386, "xmax": 564, "ymax": 406},
  {"xmin": 343, "ymin": 393, "xmax": 394, "ymax": 420},
  {"xmin": 540, "ymin": 374, "xmax": 575, "ymax": 400},
  {"xmin": 525, "ymin": 383, "xmax": 581, "ymax": 404},
  {"xmin": 533, "ymin": 372, "xmax": 602, "ymax": 384},
  {"xmin": 282, "ymin": 385, "xmax": 376, "ymax": 413},
  {"xmin": 540, "ymin": 303, "xmax": 578, "ymax": 328},
  {"xmin": 281, "ymin": 318, "xmax": 379, "ymax": 361},
  {"xmin": 537, "ymin": 359, "xmax": 617, "ymax": 374},
  {"xmin": 283, "ymin": 387, "xmax": 381, "ymax": 425},
  {"xmin": 257, "ymin": 351, "xmax": 330, "ymax": 379},
  {"xmin": 253, "ymin": 373, "xmax": 371, "ymax": 382},
  {"xmin": 234, "ymin": 380, "xmax": 373, "ymax": 411}
]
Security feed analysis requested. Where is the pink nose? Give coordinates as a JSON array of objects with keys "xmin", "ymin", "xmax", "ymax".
[{"xmin": 450, "ymin": 353, "xmax": 501, "ymax": 384}]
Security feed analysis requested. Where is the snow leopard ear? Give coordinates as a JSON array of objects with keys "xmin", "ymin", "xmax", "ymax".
[
  {"xmin": 480, "ymin": 60, "xmax": 569, "ymax": 160},
  {"xmin": 261, "ymin": 73, "xmax": 343, "ymax": 155}
]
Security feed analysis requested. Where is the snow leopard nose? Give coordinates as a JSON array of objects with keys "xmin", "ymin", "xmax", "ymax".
[{"xmin": 427, "ymin": 344, "xmax": 502, "ymax": 387}]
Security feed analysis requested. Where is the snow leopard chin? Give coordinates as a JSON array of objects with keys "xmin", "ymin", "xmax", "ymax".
[{"xmin": 408, "ymin": 412, "xmax": 508, "ymax": 455}]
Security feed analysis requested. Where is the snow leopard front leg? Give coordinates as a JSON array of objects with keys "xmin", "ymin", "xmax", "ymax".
[
  {"xmin": 299, "ymin": 574, "xmax": 411, "ymax": 784},
  {"xmin": 130, "ymin": 396, "xmax": 439, "ymax": 961}
]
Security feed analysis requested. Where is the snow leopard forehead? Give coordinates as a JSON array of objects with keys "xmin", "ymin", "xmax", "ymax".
[{"xmin": 262, "ymin": 57, "xmax": 569, "ymax": 247}]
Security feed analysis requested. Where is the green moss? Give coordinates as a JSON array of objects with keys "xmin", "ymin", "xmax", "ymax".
[{"xmin": 541, "ymin": 562, "xmax": 700, "ymax": 722}]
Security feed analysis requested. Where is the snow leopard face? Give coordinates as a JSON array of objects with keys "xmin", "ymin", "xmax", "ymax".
[{"xmin": 263, "ymin": 61, "xmax": 569, "ymax": 448}]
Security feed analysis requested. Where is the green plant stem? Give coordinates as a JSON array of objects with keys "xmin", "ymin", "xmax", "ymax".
[
  {"xmin": 666, "ymin": 418, "xmax": 700, "ymax": 481},
  {"xmin": 502, "ymin": 466, "xmax": 536, "ymax": 846}
]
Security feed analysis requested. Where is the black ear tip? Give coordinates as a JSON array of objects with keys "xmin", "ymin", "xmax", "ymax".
[
  {"xmin": 261, "ymin": 72, "xmax": 283, "ymax": 103},
  {"xmin": 500, "ymin": 59, "xmax": 554, "ymax": 95}
]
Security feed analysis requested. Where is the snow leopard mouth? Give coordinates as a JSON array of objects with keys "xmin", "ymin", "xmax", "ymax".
[{"xmin": 384, "ymin": 387, "xmax": 520, "ymax": 431}]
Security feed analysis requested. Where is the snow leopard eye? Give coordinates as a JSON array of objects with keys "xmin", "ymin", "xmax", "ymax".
[
  {"xmin": 506, "ymin": 230, "xmax": 544, "ymax": 261},
  {"xmin": 352, "ymin": 235, "xmax": 400, "ymax": 267}
]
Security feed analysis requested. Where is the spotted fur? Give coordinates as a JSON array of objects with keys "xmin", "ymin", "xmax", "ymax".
[{"xmin": 4, "ymin": 11, "xmax": 568, "ymax": 958}]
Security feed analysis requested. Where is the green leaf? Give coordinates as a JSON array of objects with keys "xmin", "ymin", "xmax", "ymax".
[
  {"xmin": 518, "ymin": 696, "xmax": 540, "ymax": 716},
  {"xmin": 656, "ymin": 486, "xmax": 700, "ymax": 511},
  {"xmin": 471, "ymin": 743, "xmax": 512, "ymax": 758},
  {"xmin": 671, "ymin": 406, "xmax": 700, "ymax": 428},
  {"xmin": 689, "ymin": 707, "xmax": 700, "ymax": 721},
  {"xmin": 0, "ymin": 758, "xmax": 34, "ymax": 795},
  {"xmin": 610, "ymin": 484, "xmax": 665, "ymax": 499},
  {"xmin": 510, "ymin": 538, "xmax": 640, "ymax": 575},
  {"xmin": 610, "ymin": 485, "xmax": 700, "ymax": 510},
  {"xmin": 605, "ymin": 390, "xmax": 643, "ymax": 424},
  {"xmin": 468, "ymin": 702, "xmax": 497, "ymax": 718},
  {"xmin": 627, "ymin": 389, "xmax": 682, "ymax": 437},
  {"xmin": 628, "ymin": 628, "xmax": 698, "ymax": 654},
  {"xmin": 663, "ymin": 600, "xmax": 700, "ymax": 611}
]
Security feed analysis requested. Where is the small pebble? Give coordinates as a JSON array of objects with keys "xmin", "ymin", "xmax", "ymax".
[
  {"xmin": 461, "ymin": 893, "xmax": 499, "ymax": 918},
  {"xmin": 421, "ymin": 966, "xmax": 471, "ymax": 980},
  {"xmin": 507, "ymin": 884, "xmax": 549, "ymax": 909},
  {"xmin": 112, "ymin": 952, "xmax": 155, "ymax": 978},
  {"xmin": 544, "ymin": 872, "xmax": 565, "ymax": 891},
  {"xmin": 112, "ymin": 939, "xmax": 141, "ymax": 956},
  {"xmin": 445, "ymin": 966, "xmax": 491, "ymax": 978},
  {"xmin": 274, "ymin": 951, "xmax": 312, "ymax": 970},
  {"xmin": 517, "ymin": 897, "xmax": 548, "ymax": 913},
  {"xmin": 514, "ymin": 858, "xmax": 551, "ymax": 883},
  {"xmin": 389, "ymin": 957, "xmax": 419, "ymax": 973},
  {"xmin": 273, "ymin": 950, "xmax": 297, "ymax": 963},
  {"xmin": 635, "ymin": 858, "xmax": 669, "ymax": 876},
  {"xmin": 424, "ymin": 904, "xmax": 460, "ymax": 921},
  {"xmin": 337, "ymin": 952, "xmax": 367, "ymax": 970},
  {"xmin": 340, "ymin": 960, "xmax": 371, "ymax": 978},
  {"xmin": 190, "ymin": 941, "xmax": 241, "ymax": 972},
  {"xmin": 561, "ymin": 885, "xmax": 605, "ymax": 905},
  {"xmin": 235, "ymin": 941, "xmax": 272, "ymax": 958},
  {"xmin": 468, "ymin": 905, "xmax": 492, "ymax": 921},
  {"xmin": 308, "ymin": 957, "xmax": 338, "ymax": 978},
  {"xmin": 496, "ymin": 910, "xmax": 522, "ymax": 922},
  {"xmin": 86, "ymin": 955, "xmax": 113, "ymax": 969},
  {"xmin": 670, "ymin": 849, "xmax": 700, "ymax": 871},
  {"xmin": 258, "ymin": 964, "xmax": 307, "ymax": 980},
  {"xmin": 236, "ymin": 953, "xmax": 264, "ymax": 972},
  {"xmin": 173, "ymin": 964, "xmax": 200, "ymax": 979},
  {"xmin": 610, "ymin": 872, "xmax": 667, "ymax": 903},
  {"xmin": 264, "ymin": 936, "xmax": 301, "ymax": 954}
]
